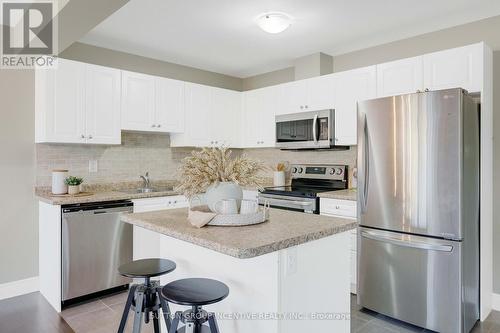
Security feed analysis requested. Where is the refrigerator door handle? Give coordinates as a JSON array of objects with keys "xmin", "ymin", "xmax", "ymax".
[
  {"xmin": 361, "ymin": 230, "xmax": 454, "ymax": 252},
  {"xmin": 360, "ymin": 115, "xmax": 370, "ymax": 213}
]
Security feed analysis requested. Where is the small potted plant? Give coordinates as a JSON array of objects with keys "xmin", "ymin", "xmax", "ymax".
[{"xmin": 65, "ymin": 176, "xmax": 84, "ymax": 195}]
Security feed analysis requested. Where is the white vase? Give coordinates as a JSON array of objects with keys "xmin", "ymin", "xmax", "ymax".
[
  {"xmin": 273, "ymin": 171, "xmax": 286, "ymax": 187},
  {"xmin": 51, "ymin": 170, "xmax": 68, "ymax": 194},
  {"xmin": 205, "ymin": 182, "xmax": 243, "ymax": 213}
]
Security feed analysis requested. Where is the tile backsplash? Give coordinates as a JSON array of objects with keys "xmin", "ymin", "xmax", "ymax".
[
  {"xmin": 36, "ymin": 132, "xmax": 357, "ymax": 187},
  {"xmin": 35, "ymin": 132, "xmax": 193, "ymax": 187}
]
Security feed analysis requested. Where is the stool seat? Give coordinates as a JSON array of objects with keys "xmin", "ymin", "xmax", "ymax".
[
  {"xmin": 161, "ymin": 278, "xmax": 229, "ymax": 306},
  {"xmin": 118, "ymin": 258, "xmax": 176, "ymax": 278}
]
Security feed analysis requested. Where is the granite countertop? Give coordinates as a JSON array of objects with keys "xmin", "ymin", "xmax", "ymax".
[
  {"xmin": 318, "ymin": 189, "xmax": 357, "ymax": 201},
  {"xmin": 121, "ymin": 208, "xmax": 357, "ymax": 259},
  {"xmin": 35, "ymin": 180, "xmax": 266, "ymax": 206}
]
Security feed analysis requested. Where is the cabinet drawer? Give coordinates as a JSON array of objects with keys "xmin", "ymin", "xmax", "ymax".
[{"xmin": 320, "ymin": 198, "xmax": 357, "ymax": 218}]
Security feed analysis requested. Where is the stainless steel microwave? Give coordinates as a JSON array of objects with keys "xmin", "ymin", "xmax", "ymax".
[{"xmin": 275, "ymin": 109, "xmax": 340, "ymax": 149}]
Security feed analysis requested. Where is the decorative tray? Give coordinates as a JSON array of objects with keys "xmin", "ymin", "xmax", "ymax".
[{"xmin": 208, "ymin": 202, "xmax": 270, "ymax": 227}]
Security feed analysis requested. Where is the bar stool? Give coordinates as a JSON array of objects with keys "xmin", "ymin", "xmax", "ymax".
[
  {"xmin": 117, "ymin": 258, "xmax": 176, "ymax": 333},
  {"xmin": 161, "ymin": 278, "xmax": 229, "ymax": 333}
]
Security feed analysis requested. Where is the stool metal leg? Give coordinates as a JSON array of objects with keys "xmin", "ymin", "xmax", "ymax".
[
  {"xmin": 152, "ymin": 310, "xmax": 160, "ymax": 333},
  {"xmin": 168, "ymin": 311, "xmax": 182, "ymax": 333},
  {"xmin": 132, "ymin": 290, "xmax": 145, "ymax": 333},
  {"xmin": 208, "ymin": 313, "xmax": 220, "ymax": 333},
  {"xmin": 158, "ymin": 287, "xmax": 172, "ymax": 331},
  {"xmin": 117, "ymin": 285, "xmax": 137, "ymax": 333}
]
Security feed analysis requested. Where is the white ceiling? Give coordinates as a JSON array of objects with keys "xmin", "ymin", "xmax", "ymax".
[{"xmin": 79, "ymin": 0, "xmax": 500, "ymax": 78}]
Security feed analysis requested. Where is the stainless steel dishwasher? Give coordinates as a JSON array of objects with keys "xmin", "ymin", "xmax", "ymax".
[{"xmin": 62, "ymin": 200, "xmax": 133, "ymax": 305}]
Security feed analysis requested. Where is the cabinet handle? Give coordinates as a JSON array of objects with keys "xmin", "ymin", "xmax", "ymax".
[
  {"xmin": 88, "ymin": 135, "xmax": 93, "ymax": 139},
  {"xmin": 335, "ymin": 205, "xmax": 340, "ymax": 209}
]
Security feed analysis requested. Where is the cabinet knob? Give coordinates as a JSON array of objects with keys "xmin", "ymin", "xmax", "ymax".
[
  {"xmin": 424, "ymin": 88, "xmax": 430, "ymax": 92},
  {"xmin": 81, "ymin": 134, "xmax": 85, "ymax": 139},
  {"xmin": 335, "ymin": 205, "xmax": 340, "ymax": 209},
  {"xmin": 157, "ymin": 124, "xmax": 161, "ymax": 128},
  {"xmin": 300, "ymin": 105, "xmax": 304, "ymax": 109},
  {"xmin": 335, "ymin": 138, "xmax": 339, "ymax": 142},
  {"xmin": 305, "ymin": 105, "xmax": 308, "ymax": 109},
  {"xmin": 88, "ymin": 135, "xmax": 93, "ymax": 139},
  {"xmin": 152, "ymin": 124, "xmax": 156, "ymax": 128}
]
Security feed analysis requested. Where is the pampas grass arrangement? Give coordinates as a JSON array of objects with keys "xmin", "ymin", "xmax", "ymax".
[{"xmin": 175, "ymin": 147, "xmax": 266, "ymax": 198}]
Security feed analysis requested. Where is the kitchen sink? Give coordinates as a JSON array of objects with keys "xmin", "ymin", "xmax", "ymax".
[{"xmin": 118, "ymin": 187, "xmax": 174, "ymax": 194}]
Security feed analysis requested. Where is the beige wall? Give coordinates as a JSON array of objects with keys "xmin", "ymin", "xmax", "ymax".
[
  {"xmin": 0, "ymin": 70, "xmax": 37, "ymax": 284},
  {"xmin": 60, "ymin": 43, "xmax": 243, "ymax": 91}
]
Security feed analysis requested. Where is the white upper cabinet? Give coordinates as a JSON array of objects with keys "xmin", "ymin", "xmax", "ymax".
[
  {"xmin": 155, "ymin": 77, "xmax": 185, "ymax": 133},
  {"xmin": 170, "ymin": 83, "xmax": 241, "ymax": 148},
  {"xmin": 85, "ymin": 64, "xmax": 121, "ymax": 144},
  {"xmin": 35, "ymin": 58, "xmax": 121, "ymax": 144},
  {"xmin": 212, "ymin": 87, "xmax": 241, "ymax": 147},
  {"xmin": 121, "ymin": 71, "xmax": 155, "ymax": 131},
  {"xmin": 333, "ymin": 66, "xmax": 376, "ymax": 146},
  {"xmin": 241, "ymin": 85, "xmax": 278, "ymax": 148},
  {"xmin": 376, "ymin": 56, "xmax": 424, "ymax": 97},
  {"xmin": 423, "ymin": 43, "xmax": 483, "ymax": 93},
  {"xmin": 279, "ymin": 75, "xmax": 335, "ymax": 115}
]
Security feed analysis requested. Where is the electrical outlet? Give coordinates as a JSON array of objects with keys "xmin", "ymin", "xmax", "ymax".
[
  {"xmin": 285, "ymin": 246, "xmax": 298, "ymax": 276},
  {"xmin": 89, "ymin": 160, "xmax": 98, "ymax": 173}
]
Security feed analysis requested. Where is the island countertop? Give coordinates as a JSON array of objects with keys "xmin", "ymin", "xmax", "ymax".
[{"xmin": 121, "ymin": 208, "xmax": 357, "ymax": 259}]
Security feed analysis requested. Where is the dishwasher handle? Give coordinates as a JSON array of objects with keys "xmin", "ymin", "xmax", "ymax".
[{"xmin": 62, "ymin": 200, "xmax": 133, "ymax": 214}]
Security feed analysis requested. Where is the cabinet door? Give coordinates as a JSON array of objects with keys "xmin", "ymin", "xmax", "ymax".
[
  {"xmin": 259, "ymin": 85, "xmax": 278, "ymax": 147},
  {"xmin": 37, "ymin": 58, "xmax": 86, "ymax": 143},
  {"xmin": 334, "ymin": 66, "xmax": 376, "ymax": 146},
  {"xmin": 212, "ymin": 87, "xmax": 241, "ymax": 147},
  {"xmin": 279, "ymin": 80, "xmax": 308, "ymax": 115},
  {"xmin": 184, "ymin": 83, "xmax": 212, "ymax": 147},
  {"xmin": 155, "ymin": 77, "xmax": 185, "ymax": 133},
  {"xmin": 377, "ymin": 56, "xmax": 423, "ymax": 98},
  {"xmin": 85, "ymin": 64, "xmax": 121, "ymax": 144},
  {"xmin": 121, "ymin": 71, "xmax": 155, "ymax": 131},
  {"xmin": 241, "ymin": 90, "xmax": 262, "ymax": 147},
  {"xmin": 423, "ymin": 43, "xmax": 483, "ymax": 93},
  {"xmin": 306, "ymin": 74, "xmax": 336, "ymax": 110}
]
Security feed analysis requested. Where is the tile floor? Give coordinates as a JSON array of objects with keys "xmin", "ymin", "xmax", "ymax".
[{"xmin": 60, "ymin": 291, "xmax": 500, "ymax": 332}]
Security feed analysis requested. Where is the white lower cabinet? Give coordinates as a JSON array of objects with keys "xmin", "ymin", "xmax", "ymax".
[
  {"xmin": 132, "ymin": 196, "xmax": 188, "ymax": 260},
  {"xmin": 320, "ymin": 198, "xmax": 358, "ymax": 294}
]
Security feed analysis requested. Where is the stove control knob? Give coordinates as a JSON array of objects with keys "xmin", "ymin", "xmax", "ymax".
[
  {"xmin": 292, "ymin": 167, "xmax": 297, "ymax": 173},
  {"xmin": 329, "ymin": 168, "xmax": 336, "ymax": 175},
  {"xmin": 298, "ymin": 167, "xmax": 303, "ymax": 173},
  {"xmin": 336, "ymin": 168, "xmax": 343, "ymax": 175}
]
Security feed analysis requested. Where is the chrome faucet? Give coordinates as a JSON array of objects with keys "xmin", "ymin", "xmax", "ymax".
[{"xmin": 140, "ymin": 172, "xmax": 151, "ymax": 189}]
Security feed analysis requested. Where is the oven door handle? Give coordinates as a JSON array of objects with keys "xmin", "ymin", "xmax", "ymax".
[{"xmin": 259, "ymin": 197, "xmax": 315, "ymax": 207}]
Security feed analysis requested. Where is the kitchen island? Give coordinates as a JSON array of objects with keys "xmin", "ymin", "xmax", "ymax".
[{"xmin": 122, "ymin": 207, "xmax": 356, "ymax": 333}]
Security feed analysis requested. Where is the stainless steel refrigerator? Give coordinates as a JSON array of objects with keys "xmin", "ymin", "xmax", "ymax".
[{"xmin": 357, "ymin": 88, "xmax": 480, "ymax": 333}]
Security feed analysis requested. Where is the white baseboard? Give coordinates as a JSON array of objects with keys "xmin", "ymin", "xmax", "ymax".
[
  {"xmin": 492, "ymin": 293, "xmax": 500, "ymax": 312},
  {"xmin": 0, "ymin": 276, "xmax": 39, "ymax": 301}
]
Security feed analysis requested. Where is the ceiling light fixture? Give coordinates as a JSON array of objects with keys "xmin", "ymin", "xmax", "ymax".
[{"xmin": 256, "ymin": 12, "xmax": 292, "ymax": 34}]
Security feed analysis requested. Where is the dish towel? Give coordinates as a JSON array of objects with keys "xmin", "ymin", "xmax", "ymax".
[{"xmin": 188, "ymin": 205, "xmax": 216, "ymax": 228}]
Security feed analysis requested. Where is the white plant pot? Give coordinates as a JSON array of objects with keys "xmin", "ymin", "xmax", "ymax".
[
  {"xmin": 68, "ymin": 185, "xmax": 80, "ymax": 195},
  {"xmin": 273, "ymin": 171, "xmax": 286, "ymax": 187},
  {"xmin": 205, "ymin": 182, "xmax": 243, "ymax": 213}
]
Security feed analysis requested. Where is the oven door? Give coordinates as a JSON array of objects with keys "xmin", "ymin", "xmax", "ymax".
[
  {"xmin": 258, "ymin": 193, "xmax": 317, "ymax": 214},
  {"xmin": 275, "ymin": 110, "xmax": 333, "ymax": 149}
]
